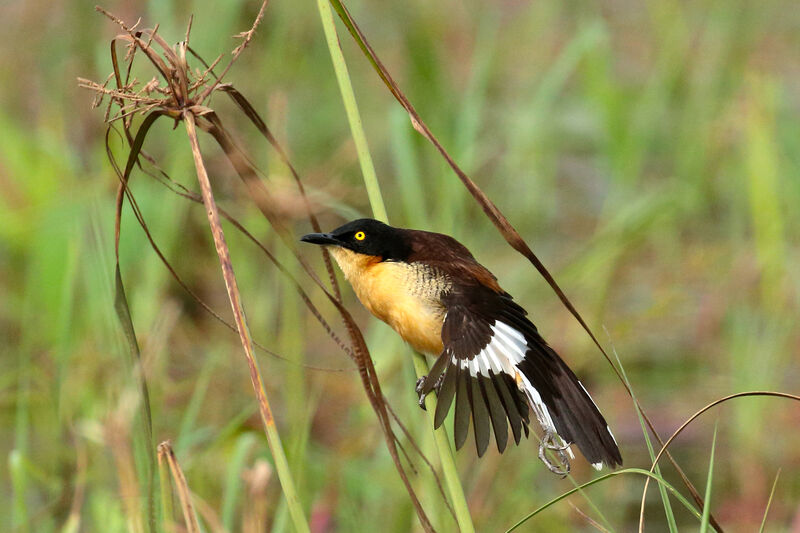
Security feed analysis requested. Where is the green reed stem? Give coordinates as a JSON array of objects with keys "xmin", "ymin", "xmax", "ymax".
[
  {"xmin": 316, "ymin": 1, "xmax": 475, "ymax": 531},
  {"xmin": 316, "ymin": 0, "xmax": 387, "ymax": 223},
  {"xmin": 412, "ymin": 355, "xmax": 476, "ymax": 533}
]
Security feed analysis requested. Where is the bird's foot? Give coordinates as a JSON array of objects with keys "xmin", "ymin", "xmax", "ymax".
[
  {"xmin": 415, "ymin": 375, "xmax": 427, "ymax": 394},
  {"xmin": 538, "ymin": 429, "xmax": 571, "ymax": 477},
  {"xmin": 415, "ymin": 373, "xmax": 445, "ymax": 411},
  {"xmin": 416, "ymin": 375, "xmax": 428, "ymax": 410}
]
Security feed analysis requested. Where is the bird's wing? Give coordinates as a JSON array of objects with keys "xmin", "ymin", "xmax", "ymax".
[{"xmin": 419, "ymin": 285, "xmax": 622, "ymax": 467}]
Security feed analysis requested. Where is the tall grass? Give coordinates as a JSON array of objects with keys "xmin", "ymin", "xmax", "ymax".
[
  {"xmin": 315, "ymin": 3, "xmax": 475, "ymax": 532},
  {"xmin": 1, "ymin": 0, "xmax": 799, "ymax": 531}
]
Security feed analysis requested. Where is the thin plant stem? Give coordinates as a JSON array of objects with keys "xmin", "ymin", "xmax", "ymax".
[
  {"xmin": 316, "ymin": 0, "xmax": 387, "ymax": 223},
  {"xmin": 184, "ymin": 111, "xmax": 310, "ymax": 533},
  {"xmin": 157, "ymin": 442, "xmax": 200, "ymax": 533},
  {"xmin": 157, "ymin": 447, "xmax": 176, "ymax": 533},
  {"xmin": 316, "ymin": 1, "xmax": 475, "ymax": 531},
  {"xmin": 699, "ymin": 424, "xmax": 718, "ymax": 533},
  {"xmin": 412, "ymin": 355, "xmax": 476, "ymax": 533},
  {"xmin": 758, "ymin": 469, "xmax": 781, "ymax": 533},
  {"xmin": 609, "ymin": 337, "xmax": 677, "ymax": 532}
]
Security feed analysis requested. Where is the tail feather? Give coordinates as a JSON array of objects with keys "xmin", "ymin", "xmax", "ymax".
[{"xmin": 517, "ymin": 344, "xmax": 622, "ymax": 469}]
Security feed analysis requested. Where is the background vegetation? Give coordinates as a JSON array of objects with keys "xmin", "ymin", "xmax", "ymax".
[{"xmin": 1, "ymin": 0, "xmax": 799, "ymax": 531}]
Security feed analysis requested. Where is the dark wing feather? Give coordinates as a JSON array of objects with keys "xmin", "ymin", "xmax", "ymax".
[
  {"xmin": 494, "ymin": 293, "xmax": 622, "ymax": 467},
  {"xmin": 419, "ymin": 297, "xmax": 531, "ymax": 455},
  {"xmin": 434, "ymin": 357, "xmax": 457, "ymax": 428},
  {"xmin": 479, "ymin": 373, "xmax": 508, "ymax": 453},
  {"xmin": 468, "ymin": 374, "xmax": 491, "ymax": 456},
  {"xmin": 420, "ymin": 278, "xmax": 621, "ymax": 468},
  {"xmin": 491, "ymin": 371, "xmax": 525, "ymax": 445},
  {"xmin": 453, "ymin": 363, "xmax": 471, "ymax": 450}
]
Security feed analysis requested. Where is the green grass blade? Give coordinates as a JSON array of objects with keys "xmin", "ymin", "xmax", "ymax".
[
  {"xmin": 114, "ymin": 266, "xmax": 157, "ymax": 533},
  {"xmin": 758, "ymin": 469, "xmax": 780, "ymax": 533},
  {"xmin": 157, "ymin": 448, "xmax": 175, "ymax": 532},
  {"xmin": 699, "ymin": 423, "xmax": 718, "ymax": 533},
  {"xmin": 412, "ymin": 354, "xmax": 476, "ymax": 533},
  {"xmin": 317, "ymin": 2, "xmax": 474, "ymax": 531},
  {"xmin": 744, "ymin": 75, "xmax": 787, "ymax": 311},
  {"xmin": 506, "ymin": 468, "xmax": 702, "ymax": 532},
  {"xmin": 317, "ymin": 0, "xmax": 387, "ymax": 223},
  {"xmin": 175, "ymin": 362, "xmax": 215, "ymax": 456},
  {"xmin": 610, "ymin": 339, "xmax": 677, "ymax": 531},
  {"xmin": 9, "ymin": 449, "xmax": 27, "ymax": 532}
]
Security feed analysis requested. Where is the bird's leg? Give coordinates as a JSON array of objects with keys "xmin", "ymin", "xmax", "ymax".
[
  {"xmin": 415, "ymin": 373, "xmax": 445, "ymax": 411},
  {"xmin": 538, "ymin": 429, "xmax": 571, "ymax": 477},
  {"xmin": 415, "ymin": 375, "xmax": 427, "ymax": 394},
  {"xmin": 542, "ymin": 430, "xmax": 572, "ymax": 452},
  {"xmin": 415, "ymin": 375, "xmax": 429, "ymax": 410}
]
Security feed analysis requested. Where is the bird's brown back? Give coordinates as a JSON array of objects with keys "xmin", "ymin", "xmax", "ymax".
[{"xmin": 403, "ymin": 229, "xmax": 505, "ymax": 294}]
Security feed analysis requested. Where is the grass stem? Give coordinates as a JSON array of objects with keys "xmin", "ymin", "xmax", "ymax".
[
  {"xmin": 184, "ymin": 111, "xmax": 309, "ymax": 533},
  {"xmin": 412, "ymin": 355, "xmax": 476, "ymax": 533},
  {"xmin": 316, "ymin": 0, "xmax": 387, "ymax": 223},
  {"xmin": 316, "ymin": 2, "xmax": 475, "ymax": 530},
  {"xmin": 699, "ymin": 424, "xmax": 718, "ymax": 533}
]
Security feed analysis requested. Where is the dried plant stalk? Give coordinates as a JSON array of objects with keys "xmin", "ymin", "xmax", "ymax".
[
  {"xmin": 157, "ymin": 441, "xmax": 200, "ymax": 533},
  {"xmin": 82, "ymin": 6, "xmax": 311, "ymax": 532},
  {"xmin": 184, "ymin": 111, "xmax": 308, "ymax": 533},
  {"xmin": 83, "ymin": 5, "xmax": 438, "ymax": 530}
]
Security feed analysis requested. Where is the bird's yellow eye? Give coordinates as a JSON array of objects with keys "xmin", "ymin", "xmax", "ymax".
[{"xmin": 355, "ymin": 231, "xmax": 366, "ymax": 241}]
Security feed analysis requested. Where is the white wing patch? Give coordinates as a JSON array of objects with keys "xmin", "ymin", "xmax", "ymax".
[
  {"xmin": 492, "ymin": 322, "xmax": 528, "ymax": 364},
  {"xmin": 451, "ymin": 320, "xmax": 575, "ymax": 457},
  {"xmin": 453, "ymin": 321, "xmax": 528, "ymax": 376}
]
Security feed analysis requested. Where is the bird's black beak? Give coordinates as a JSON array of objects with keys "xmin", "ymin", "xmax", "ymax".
[{"xmin": 300, "ymin": 232, "xmax": 341, "ymax": 246}]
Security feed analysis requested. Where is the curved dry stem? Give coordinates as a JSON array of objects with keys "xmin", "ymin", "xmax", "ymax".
[
  {"xmin": 107, "ymin": 111, "xmax": 170, "ymax": 533},
  {"xmin": 637, "ymin": 391, "xmax": 800, "ymax": 533}
]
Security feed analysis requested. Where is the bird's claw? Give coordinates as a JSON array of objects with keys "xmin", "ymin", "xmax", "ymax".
[
  {"xmin": 415, "ymin": 376, "xmax": 426, "ymax": 394},
  {"xmin": 538, "ymin": 429, "xmax": 571, "ymax": 477},
  {"xmin": 415, "ymin": 373, "xmax": 445, "ymax": 411},
  {"xmin": 416, "ymin": 375, "xmax": 428, "ymax": 410}
]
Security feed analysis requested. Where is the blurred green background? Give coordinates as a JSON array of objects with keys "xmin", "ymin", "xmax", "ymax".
[{"xmin": 1, "ymin": 0, "xmax": 799, "ymax": 531}]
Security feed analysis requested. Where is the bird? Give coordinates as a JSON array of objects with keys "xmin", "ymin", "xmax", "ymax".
[{"xmin": 301, "ymin": 218, "xmax": 622, "ymax": 473}]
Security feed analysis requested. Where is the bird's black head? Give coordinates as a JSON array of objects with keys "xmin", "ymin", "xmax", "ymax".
[{"xmin": 300, "ymin": 218, "xmax": 412, "ymax": 261}]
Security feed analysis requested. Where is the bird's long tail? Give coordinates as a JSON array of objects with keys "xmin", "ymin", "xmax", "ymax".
[{"xmin": 515, "ymin": 343, "xmax": 622, "ymax": 470}]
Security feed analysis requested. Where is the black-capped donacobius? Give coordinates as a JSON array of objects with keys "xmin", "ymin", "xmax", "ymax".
[{"xmin": 301, "ymin": 218, "xmax": 622, "ymax": 473}]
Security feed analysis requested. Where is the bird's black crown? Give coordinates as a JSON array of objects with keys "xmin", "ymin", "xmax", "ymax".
[{"xmin": 301, "ymin": 218, "xmax": 412, "ymax": 261}]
